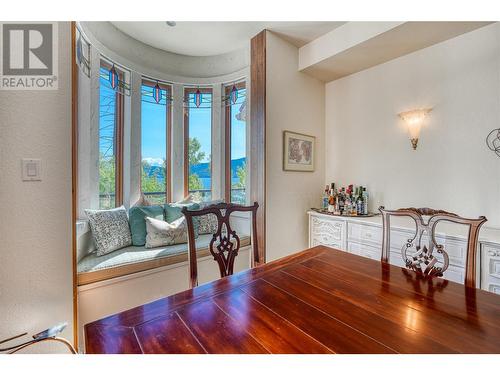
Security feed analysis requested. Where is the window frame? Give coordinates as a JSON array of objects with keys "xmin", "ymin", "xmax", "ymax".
[
  {"xmin": 224, "ymin": 81, "xmax": 247, "ymax": 203},
  {"xmin": 140, "ymin": 79, "xmax": 173, "ymax": 203},
  {"xmin": 99, "ymin": 59, "xmax": 124, "ymax": 208},
  {"xmin": 183, "ymin": 87, "xmax": 214, "ymax": 198}
]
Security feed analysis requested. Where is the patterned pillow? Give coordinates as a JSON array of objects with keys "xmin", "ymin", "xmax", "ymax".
[
  {"xmin": 196, "ymin": 199, "xmax": 224, "ymax": 235},
  {"xmin": 85, "ymin": 206, "xmax": 132, "ymax": 256},
  {"xmin": 145, "ymin": 216, "xmax": 198, "ymax": 248}
]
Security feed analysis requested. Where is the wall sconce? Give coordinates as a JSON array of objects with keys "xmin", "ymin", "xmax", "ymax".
[{"xmin": 398, "ymin": 108, "xmax": 432, "ymax": 150}]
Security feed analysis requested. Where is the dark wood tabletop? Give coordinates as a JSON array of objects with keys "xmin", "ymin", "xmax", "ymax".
[{"xmin": 84, "ymin": 246, "xmax": 500, "ymax": 354}]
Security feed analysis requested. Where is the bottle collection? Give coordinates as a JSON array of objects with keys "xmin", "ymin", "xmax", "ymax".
[{"xmin": 321, "ymin": 183, "xmax": 369, "ymax": 216}]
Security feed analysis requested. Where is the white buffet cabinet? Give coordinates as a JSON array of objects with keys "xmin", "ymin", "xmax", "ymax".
[{"xmin": 308, "ymin": 210, "xmax": 500, "ymax": 294}]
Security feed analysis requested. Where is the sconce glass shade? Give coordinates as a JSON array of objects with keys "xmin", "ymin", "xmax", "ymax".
[{"xmin": 399, "ymin": 108, "xmax": 432, "ymax": 150}]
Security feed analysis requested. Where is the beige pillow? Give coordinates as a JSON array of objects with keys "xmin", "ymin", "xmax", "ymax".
[{"xmin": 145, "ymin": 216, "xmax": 197, "ymax": 248}]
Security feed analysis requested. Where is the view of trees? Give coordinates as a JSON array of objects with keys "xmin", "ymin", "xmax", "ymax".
[
  {"xmin": 100, "ymin": 138, "xmax": 247, "ymax": 206},
  {"xmin": 141, "ymin": 159, "xmax": 165, "ymax": 192},
  {"xmin": 233, "ymin": 161, "xmax": 246, "ymax": 189},
  {"xmin": 139, "ymin": 137, "xmax": 211, "ymax": 199},
  {"xmin": 99, "ymin": 153, "xmax": 116, "ymax": 209},
  {"xmin": 188, "ymin": 137, "xmax": 205, "ymax": 191}
]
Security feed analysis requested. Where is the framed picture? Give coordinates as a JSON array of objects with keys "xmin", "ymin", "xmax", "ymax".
[{"xmin": 283, "ymin": 131, "xmax": 315, "ymax": 172}]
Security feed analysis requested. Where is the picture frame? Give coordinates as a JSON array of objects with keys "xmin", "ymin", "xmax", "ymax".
[{"xmin": 283, "ymin": 131, "xmax": 315, "ymax": 172}]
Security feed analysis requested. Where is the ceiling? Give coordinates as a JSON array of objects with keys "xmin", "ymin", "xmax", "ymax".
[
  {"xmin": 111, "ymin": 21, "xmax": 345, "ymax": 57},
  {"xmin": 299, "ymin": 22, "xmax": 493, "ymax": 82}
]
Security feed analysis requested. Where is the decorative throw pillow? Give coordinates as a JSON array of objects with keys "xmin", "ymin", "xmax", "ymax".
[
  {"xmin": 196, "ymin": 199, "xmax": 224, "ymax": 235},
  {"xmin": 145, "ymin": 216, "xmax": 198, "ymax": 248},
  {"xmin": 85, "ymin": 206, "xmax": 132, "ymax": 256},
  {"xmin": 164, "ymin": 202, "xmax": 200, "ymax": 223},
  {"xmin": 128, "ymin": 205, "xmax": 165, "ymax": 246}
]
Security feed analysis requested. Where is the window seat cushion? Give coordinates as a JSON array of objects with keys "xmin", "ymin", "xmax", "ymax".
[{"xmin": 77, "ymin": 234, "xmax": 250, "ymax": 286}]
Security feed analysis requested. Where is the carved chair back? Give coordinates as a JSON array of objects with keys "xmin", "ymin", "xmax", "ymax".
[
  {"xmin": 379, "ymin": 206, "xmax": 487, "ymax": 288},
  {"xmin": 182, "ymin": 202, "xmax": 259, "ymax": 288}
]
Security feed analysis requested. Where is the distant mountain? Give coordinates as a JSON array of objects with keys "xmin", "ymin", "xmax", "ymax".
[
  {"xmin": 144, "ymin": 165, "xmax": 165, "ymax": 182},
  {"xmin": 190, "ymin": 157, "xmax": 246, "ymax": 178},
  {"xmin": 229, "ymin": 157, "xmax": 246, "ymax": 178},
  {"xmin": 143, "ymin": 157, "xmax": 246, "ymax": 180}
]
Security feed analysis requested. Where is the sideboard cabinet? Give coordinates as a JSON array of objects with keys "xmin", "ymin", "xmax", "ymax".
[{"xmin": 308, "ymin": 211, "xmax": 500, "ymax": 294}]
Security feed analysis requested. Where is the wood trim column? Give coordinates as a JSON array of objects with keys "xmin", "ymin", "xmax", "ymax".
[
  {"xmin": 70, "ymin": 21, "xmax": 79, "ymax": 350},
  {"xmin": 224, "ymin": 85, "xmax": 231, "ymax": 203},
  {"xmin": 250, "ymin": 31, "xmax": 266, "ymax": 264}
]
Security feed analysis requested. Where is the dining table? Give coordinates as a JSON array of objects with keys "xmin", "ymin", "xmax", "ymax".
[{"xmin": 84, "ymin": 245, "xmax": 500, "ymax": 354}]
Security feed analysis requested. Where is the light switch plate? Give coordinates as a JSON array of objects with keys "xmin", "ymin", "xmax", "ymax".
[{"xmin": 22, "ymin": 159, "xmax": 41, "ymax": 181}]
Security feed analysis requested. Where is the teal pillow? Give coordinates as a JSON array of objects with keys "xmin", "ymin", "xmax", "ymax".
[
  {"xmin": 129, "ymin": 205, "xmax": 165, "ymax": 246},
  {"xmin": 164, "ymin": 202, "xmax": 200, "ymax": 223}
]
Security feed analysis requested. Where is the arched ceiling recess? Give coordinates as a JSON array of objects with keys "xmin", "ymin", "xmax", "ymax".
[{"xmin": 79, "ymin": 21, "xmax": 250, "ymax": 84}]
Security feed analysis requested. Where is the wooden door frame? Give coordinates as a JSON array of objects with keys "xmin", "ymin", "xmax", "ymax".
[
  {"xmin": 71, "ymin": 21, "xmax": 78, "ymax": 349},
  {"xmin": 250, "ymin": 31, "xmax": 266, "ymax": 264}
]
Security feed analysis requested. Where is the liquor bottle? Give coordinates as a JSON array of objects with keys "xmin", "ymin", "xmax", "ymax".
[
  {"xmin": 322, "ymin": 185, "xmax": 329, "ymax": 209},
  {"xmin": 334, "ymin": 188, "xmax": 340, "ymax": 215},
  {"xmin": 344, "ymin": 190, "xmax": 352, "ymax": 216},
  {"xmin": 339, "ymin": 188, "xmax": 345, "ymax": 215},
  {"xmin": 357, "ymin": 186, "xmax": 364, "ymax": 215},
  {"xmin": 328, "ymin": 191, "xmax": 335, "ymax": 213},
  {"xmin": 351, "ymin": 193, "xmax": 357, "ymax": 216},
  {"xmin": 362, "ymin": 187, "xmax": 369, "ymax": 215}
]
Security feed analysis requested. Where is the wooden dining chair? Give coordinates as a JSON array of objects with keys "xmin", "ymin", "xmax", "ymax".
[
  {"xmin": 182, "ymin": 202, "xmax": 259, "ymax": 288},
  {"xmin": 379, "ymin": 206, "xmax": 487, "ymax": 288}
]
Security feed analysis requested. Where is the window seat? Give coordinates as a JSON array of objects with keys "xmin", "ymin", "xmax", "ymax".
[{"xmin": 77, "ymin": 234, "xmax": 251, "ymax": 286}]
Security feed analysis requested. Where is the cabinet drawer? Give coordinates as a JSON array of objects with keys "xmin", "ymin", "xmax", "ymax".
[
  {"xmin": 481, "ymin": 245, "xmax": 500, "ymax": 294},
  {"xmin": 311, "ymin": 238, "xmax": 341, "ymax": 250},
  {"xmin": 443, "ymin": 238, "xmax": 466, "ymax": 267},
  {"xmin": 442, "ymin": 264, "xmax": 465, "ymax": 284},
  {"xmin": 487, "ymin": 282, "xmax": 500, "ymax": 295},
  {"xmin": 485, "ymin": 249, "xmax": 500, "ymax": 279},
  {"xmin": 388, "ymin": 251, "xmax": 405, "ymax": 268},
  {"xmin": 348, "ymin": 223, "xmax": 381, "ymax": 245},
  {"xmin": 347, "ymin": 242, "xmax": 380, "ymax": 261},
  {"xmin": 311, "ymin": 216, "xmax": 345, "ymax": 248}
]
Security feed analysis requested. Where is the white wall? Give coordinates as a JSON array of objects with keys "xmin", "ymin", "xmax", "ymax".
[
  {"xmin": 0, "ymin": 22, "xmax": 73, "ymax": 352},
  {"xmin": 265, "ymin": 32, "xmax": 325, "ymax": 261},
  {"xmin": 325, "ymin": 23, "xmax": 500, "ymax": 227}
]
